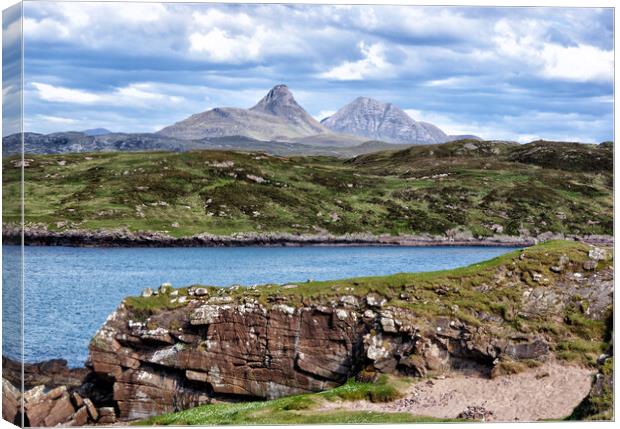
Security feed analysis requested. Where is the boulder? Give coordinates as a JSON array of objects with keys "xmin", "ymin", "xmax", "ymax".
[
  {"xmin": 159, "ymin": 282, "xmax": 173, "ymax": 294},
  {"xmin": 42, "ymin": 392, "xmax": 75, "ymax": 427},
  {"xmin": 83, "ymin": 397, "xmax": 99, "ymax": 422},
  {"xmin": 503, "ymin": 338, "xmax": 549, "ymax": 360},
  {"xmin": 71, "ymin": 391, "xmax": 84, "ymax": 408},
  {"xmin": 366, "ymin": 293, "xmax": 386, "ymax": 308},
  {"xmin": 67, "ymin": 405, "xmax": 89, "ymax": 426},
  {"xmin": 2, "ymin": 378, "xmax": 20, "ymax": 424},
  {"xmin": 588, "ymin": 247, "xmax": 606, "ymax": 261},
  {"xmin": 98, "ymin": 407, "xmax": 117, "ymax": 424}
]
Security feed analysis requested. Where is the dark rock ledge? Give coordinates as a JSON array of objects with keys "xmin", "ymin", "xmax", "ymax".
[{"xmin": 1, "ymin": 224, "xmax": 614, "ymax": 247}]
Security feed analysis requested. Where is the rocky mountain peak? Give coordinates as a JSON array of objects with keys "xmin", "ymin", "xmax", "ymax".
[
  {"xmin": 250, "ymin": 84, "xmax": 327, "ymax": 134},
  {"xmin": 251, "ymin": 84, "xmax": 303, "ymax": 115},
  {"xmin": 321, "ymin": 96, "xmax": 448, "ymax": 144}
]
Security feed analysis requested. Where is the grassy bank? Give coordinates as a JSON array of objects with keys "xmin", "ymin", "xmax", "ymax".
[
  {"xmin": 136, "ymin": 376, "xmax": 455, "ymax": 425},
  {"xmin": 3, "ymin": 140, "xmax": 612, "ymax": 238}
]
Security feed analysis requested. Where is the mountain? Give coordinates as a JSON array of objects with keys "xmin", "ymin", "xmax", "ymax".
[
  {"xmin": 447, "ymin": 134, "xmax": 483, "ymax": 142},
  {"xmin": 157, "ymin": 84, "xmax": 332, "ymax": 141},
  {"xmin": 249, "ymin": 84, "xmax": 327, "ymax": 135},
  {"xmin": 82, "ymin": 128, "xmax": 112, "ymax": 136},
  {"xmin": 321, "ymin": 97, "xmax": 449, "ymax": 144}
]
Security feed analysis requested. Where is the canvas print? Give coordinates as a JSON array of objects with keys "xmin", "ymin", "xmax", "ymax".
[{"xmin": 1, "ymin": 1, "xmax": 614, "ymax": 426}]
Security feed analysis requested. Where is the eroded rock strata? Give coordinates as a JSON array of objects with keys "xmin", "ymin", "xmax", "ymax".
[{"xmin": 85, "ymin": 241, "xmax": 612, "ymax": 422}]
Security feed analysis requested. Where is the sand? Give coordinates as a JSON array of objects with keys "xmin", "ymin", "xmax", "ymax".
[{"xmin": 320, "ymin": 361, "xmax": 594, "ymax": 422}]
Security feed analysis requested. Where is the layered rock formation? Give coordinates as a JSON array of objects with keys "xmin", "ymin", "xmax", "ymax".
[{"xmin": 86, "ymin": 241, "xmax": 612, "ymax": 422}]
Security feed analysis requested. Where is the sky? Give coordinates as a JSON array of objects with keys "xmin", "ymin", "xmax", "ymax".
[{"xmin": 2, "ymin": 1, "xmax": 615, "ymax": 142}]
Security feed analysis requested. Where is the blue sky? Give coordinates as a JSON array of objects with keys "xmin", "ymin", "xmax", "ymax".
[{"xmin": 3, "ymin": 2, "xmax": 614, "ymax": 142}]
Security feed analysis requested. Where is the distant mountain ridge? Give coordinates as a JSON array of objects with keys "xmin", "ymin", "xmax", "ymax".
[{"xmin": 81, "ymin": 128, "xmax": 112, "ymax": 136}]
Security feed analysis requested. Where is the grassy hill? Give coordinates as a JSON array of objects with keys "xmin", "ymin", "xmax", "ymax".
[{"xmin": 2, "ymin": 140, "xmax": 612, "ymax": 238}]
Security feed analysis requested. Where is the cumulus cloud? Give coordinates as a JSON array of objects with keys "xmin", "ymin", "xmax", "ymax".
[
  {"xmin": 493, "ymin": 18, "xmax": 613, "ymax": 83},
  {"xmin": 320, "ymin": 42, "xmax": 393, "ymax": 80},
  {"xmin": 14, "ymin": 3, "xmax": 614, "ymax": 142}
]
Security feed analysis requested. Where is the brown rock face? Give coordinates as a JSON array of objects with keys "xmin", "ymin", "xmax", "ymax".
[
  {"xmin": 87, "ymin": 289, "xmax": 591, "ymax": 420},
  {"xmin": 85, "ymin": 248, "xmax": 612, "ymax": 421},
  {"xmin": 90, "ymin": 301, "xmax": 365, "ymax": 419}
]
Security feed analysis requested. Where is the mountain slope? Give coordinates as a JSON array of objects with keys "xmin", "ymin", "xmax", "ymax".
[
  {"xmin": 249, "ymin": 84, "xmax": 328, "ymax": 135},
  {"xmin": 157, "ymin": 85, "xmax": 331, "ymax": 141},
  {"xmin": 321, "ymin": 97, "xmax": 449, "ymax": 144}
]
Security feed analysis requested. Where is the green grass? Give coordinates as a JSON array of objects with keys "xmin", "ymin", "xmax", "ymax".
[
  {"xmin": 319, "ymin": 376, "xmax": 405, "ymax": 403},
  {"xmin": 3, "ymin": 140, "xmax": 612, "ymax": 238},
  {"xmin": 135, "ymin": 376, "xmax": 455, "ymax": 425}
]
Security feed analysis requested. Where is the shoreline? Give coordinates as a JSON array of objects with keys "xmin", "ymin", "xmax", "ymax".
[{"xmin": 1, "ymin": 226, "xmax": 613, "ymax": 248}]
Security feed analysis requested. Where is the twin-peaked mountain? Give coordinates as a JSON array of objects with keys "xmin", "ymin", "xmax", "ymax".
[
  {"xmin": 157, "ymin": 85, "xmax": 461, "ymax": 145},
  {"xmin": 4, "ymin": 85, "xmax": 481, "ymax": 156}
]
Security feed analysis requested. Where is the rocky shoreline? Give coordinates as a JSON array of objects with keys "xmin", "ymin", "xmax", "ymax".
[
  {"xmin": 2, "ymin": 240, "xmax": 613, "ymax": 425},
  {"xmin": 1, "ymin": 225, "xmax": 614, "ymax": 248}
]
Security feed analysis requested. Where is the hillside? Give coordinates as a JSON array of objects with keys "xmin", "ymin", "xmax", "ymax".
[{"xmin": 2, "ymin": 140, "xmax": 612, "ymax": 241}]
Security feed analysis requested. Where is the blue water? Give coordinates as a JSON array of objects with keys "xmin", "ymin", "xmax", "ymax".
[{"xmin": 2, "ymin": 245, "xmax": 519, "ymax": 367}]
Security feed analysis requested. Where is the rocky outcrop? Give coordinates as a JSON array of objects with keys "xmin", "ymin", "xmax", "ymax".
[
  {"xmin": 1, "ymin": 377, "xmax": 111, "ymax": 427},
  {"xmin": 3, "ymin": 223, "xmax": 613, "ymax": 248},
  {"xmin": 87, "ymin": 242, "xmax": 613, "ymax": 421}
]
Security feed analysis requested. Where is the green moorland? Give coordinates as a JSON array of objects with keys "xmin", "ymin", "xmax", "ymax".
[
  {"xmin": 1, "ymin": 139, "xmax": 613, "ymax": 237},
  {"xmin": 131, "ymin": 240, "xmax": 613, "ymax": 425}
]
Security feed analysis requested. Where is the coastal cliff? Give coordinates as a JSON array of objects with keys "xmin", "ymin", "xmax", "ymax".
[{"xmin": 83, "ymin": 241, "xmax": 612, "ymax": 422}]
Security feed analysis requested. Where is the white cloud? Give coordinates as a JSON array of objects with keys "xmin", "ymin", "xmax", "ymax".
[
  {"xmin": 493, "ymin": 19, "xmax": 613, "ymax": 83},
  {"xmin": 31, "ymin": 82, "xmax": 186, "ymax": 107},
  {"xmin": 320, "ymin": 42, "xmax": 392, "ymax": 81},
  {"xmin": 32, "ymin": 82, "xmax": 101, "ymax": 104},
  {"xmin": 405, "ymin": 108, "xmax": 610, "ymax": 143},
  {"xmin": 189, "ymin": 28, "xmax": 262, "ymax": 63},
  {"xmin": 188, "ymin": 10, "xmax": 305, "ymax": 63},
  {"xmin": 541, "ymin": 43, "xmax": 612, "ymax": 82},
  {"xmin": 314, "ymin": 110, "xmax": 336, "ymax": 121},
  {"xmin": 36, "ymin": 115, "xmax": 79, "ymax": 125}
]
